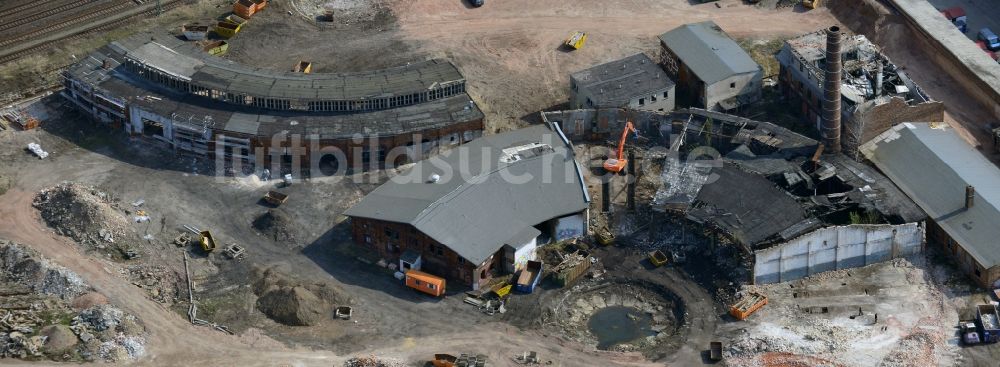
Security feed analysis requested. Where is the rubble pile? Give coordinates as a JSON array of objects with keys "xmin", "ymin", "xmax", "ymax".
[
  {"xmin": 121, "ymin": 264, "xmax": 181, "ymax": 304},
  {"xmin": 0, "ymin": 241, "xmax": 89, "ymax": 300},
  {"xmin": 33, "ymin": 183, "xmax": 133, "ymax": 250},
  {"xmin": 0, "ymin": 241, "xmax": 146, "ymax": 362},
  {"xmin": 71, "ymin": 304, "xmax": 147, "ymax": 362},
  {"xmin": 343, "ymin": 356, "xmax": 407, "ymax": 367}
]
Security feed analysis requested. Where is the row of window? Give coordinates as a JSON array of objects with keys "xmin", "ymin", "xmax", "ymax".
[
  {"xmin": 637, "ymin": 90, "xmax": 670, "ymax": 106},
  {"xmin": 124, "ymin": 58, "xmax": 466, "ymax": 112}
]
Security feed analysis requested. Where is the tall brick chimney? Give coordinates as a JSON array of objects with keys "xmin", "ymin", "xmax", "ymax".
[{"xmin": 821, "ymin": 26, "xmax": 843, "ymax": 154}]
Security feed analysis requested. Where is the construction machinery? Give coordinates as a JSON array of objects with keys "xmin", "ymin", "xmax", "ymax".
[
  {"xmin": 603, "ymin": 121, "xmax": 638, "ymax": 173},
  {"xmin": 801, "ymin": 0, "xmax": 820, "ymax": 9},
  {"xmin": 564, "ymin": 31, "xmax": 587, "ymax": 50},
  {"xmin": 198, "ymin": 230, "xmax": 217, "ymax": 253}
]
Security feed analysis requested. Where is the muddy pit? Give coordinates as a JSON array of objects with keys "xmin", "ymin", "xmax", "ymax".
[{"xmin": 552, "ymin": 281, "xmax": 683, "ymax": 354}]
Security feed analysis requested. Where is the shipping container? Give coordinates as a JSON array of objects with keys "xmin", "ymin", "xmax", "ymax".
[
  {"xmin": 202, "ymin": 40, "xmax": 229, "ymax": 56},
  {"xmin": 215, "ymin": 21, "xmax": 242, "ymax": 39},
  {"xmin": 405, "ymin": 270, "xmax": 446, "ymax": 297},
  {"xmin": 233, "ymin": 0, "xmax": 267, "ymax": 19},
  {"xmin": 552, "ymin": 253, "xmax": 591, "ymax": 287},
  {"xmin": 515, "ymin": 260, "xmax": 543, "ymax": 293},
  {"xmin": 181, "ymin": 24, "xmax": 209, "ymax": 41}
]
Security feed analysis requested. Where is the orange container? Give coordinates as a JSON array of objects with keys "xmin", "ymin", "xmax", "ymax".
[
  {"xmin": 405, "ymin": 270, "xmax": 446, "ymax": 297},
  {"xmin": 729, "ymin": 291, "xmax": 767, "ymax": 320}
]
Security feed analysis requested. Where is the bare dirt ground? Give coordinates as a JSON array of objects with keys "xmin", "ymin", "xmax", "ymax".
[
  {"xmin": 229, "ymin": 0, "xmax": 837, "ymax": 133},
  {"xmin": 3, "ymin": 0, "xmax": 998, "ymax": 366}
]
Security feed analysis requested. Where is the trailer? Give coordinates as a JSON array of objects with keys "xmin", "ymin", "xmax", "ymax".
[
  {"xmin": 977, "ymin": 304, "xmax": 1000, "ymax": 343},
  {"xmin": 515, "ymin": 260, "xmax": 543, "ymax": 294},
  {"xmin": 730, "ymin": 291, "xmax": 767, "ymax": 320}
]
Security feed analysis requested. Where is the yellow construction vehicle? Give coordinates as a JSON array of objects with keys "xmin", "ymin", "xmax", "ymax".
[
  {"xmin": 198, "ymin": 230, "xmax": 217, "ymax": 252},
  {"xmin": 564, "ymin": 31, "xmax": 587, "ymax": 50},
  {"xmin": 802, "ymin": 0, "xmax": 820, "ymax": 9}
]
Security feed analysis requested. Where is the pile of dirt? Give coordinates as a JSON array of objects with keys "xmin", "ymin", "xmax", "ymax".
[
  {"xmin": 39, "ymin": 325, "xmax": 78, "ymax": 353},
  {"xmin": 252, "ymin": 209, "xmax": 295, "ymax": 242},
  {"xmin": 251, "ymin": 265, "xmax": 350, "ymax": 326},
  {"xmin": 71, "ymin": 304, "xmax": 147, "ymax": 362},
  {"xmin": 33, "ymin": 182, "xmax": 133, "ymax": 250},
  {"xmin": 256, "ymin": 286, "xmax": 326, "ymax": 326}
]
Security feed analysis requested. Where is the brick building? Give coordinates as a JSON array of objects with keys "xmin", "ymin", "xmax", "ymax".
[
  {"xmin": 777, "ymin": 30, "xmax": 943, "ymax": 157},
  {"xmin": 344, "ymin": 124, "xmax": 590, "ymax": 290}
]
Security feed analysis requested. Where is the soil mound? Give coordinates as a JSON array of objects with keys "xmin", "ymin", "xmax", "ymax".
[
  {"xmin": 252, "ymin": 209, "xmax": 295, "ymax": 242},
  {"xmin": 71, "ymin": 292, "xmax": 109, "ymax": 311},
  {"xmin": 33, "ymin": 183, "xmax": 132, "ymax": 248},
  {"xmin": 39, "ymin": 325, "xmax": 77, "ymax": 353},
  {"xmin": 251, "ymin": 265, "xmax": 350, "ymax": 326},
  {"xmin": 257, "ymin": 286, "xmax": 325, "ymax": 326},
  {"xmin": 0, "ymin": 241, "xmax": 89, "ymax": 300}
]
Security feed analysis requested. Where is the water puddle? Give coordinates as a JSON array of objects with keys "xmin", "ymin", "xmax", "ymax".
[{"xmin": 587, "ymin": 306, "xmax": 656, "ymax": 350}]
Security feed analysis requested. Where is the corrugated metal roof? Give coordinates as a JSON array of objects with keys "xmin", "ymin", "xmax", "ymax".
[
  {"xmin": 658, "ymin": 21, "xmax": 760, "ymax": 85},
  {"xmin": 862, "ymin": 123, "xmax": 1000, "ymax": 268},
  {"xmin": 570, "ymin": 53, "xmax": 675, "ymax": 108},
  {"xmin": 344, "ymin": 124, "xmax": 590, "ymax": 265}
]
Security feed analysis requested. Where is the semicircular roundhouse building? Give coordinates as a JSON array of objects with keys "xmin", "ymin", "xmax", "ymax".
[{"xmin": 62, "ymin": 31, "xmax": 484, "ymax": 174}]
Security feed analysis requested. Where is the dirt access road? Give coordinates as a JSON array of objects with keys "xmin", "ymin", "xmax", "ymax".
[
  {"xmin": 0, "ymin": 1, "xmax": 841, "ymax": 365},
  {"xmin": 391, "ymin": 0, "xmax": 839, "ymax": 131}
]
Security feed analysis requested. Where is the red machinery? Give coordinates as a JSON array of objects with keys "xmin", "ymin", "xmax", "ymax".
[{"xmin": 603, "ymin": 121, "xmax": 637, "ymax": 173}]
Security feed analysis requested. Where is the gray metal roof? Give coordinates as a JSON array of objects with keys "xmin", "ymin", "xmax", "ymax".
[
  {"xmin": 570, "ymin": 53, "xmax": 675, "ymax": 108},
  {"xmin": 111, "ymin": 31, "xmax": 464, "ymax": 101},
  {"xmin": 862, "ymin": 123, "xmax": 1000, "ymax": 268},
  {"xmin": 658, "ymin": 21, "xmax": 760, "ymax": 84},
  {"xmin": 344, "ymin": 124, "xmax": 590, "ymax": 265}
]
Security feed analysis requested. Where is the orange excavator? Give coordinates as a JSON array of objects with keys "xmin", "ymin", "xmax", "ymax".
[{"xmin": 603, "ymin": 121, "xmax": 638, "ymax": 173}]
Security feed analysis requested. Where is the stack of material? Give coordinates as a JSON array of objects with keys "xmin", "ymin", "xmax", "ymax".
[{"xmin": 27, "ymin": 143, "xmax": 48, "ymax": 159}]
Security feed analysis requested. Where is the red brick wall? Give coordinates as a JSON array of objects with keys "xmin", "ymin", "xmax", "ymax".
[{"xmin": 349, "ymin": 217, "xmax": 476, "ymax": 285}]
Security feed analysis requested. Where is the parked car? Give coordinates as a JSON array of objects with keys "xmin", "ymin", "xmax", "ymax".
[
  {"xmin": 469, "ymin": 0, "xmax": 484, "ymax": 7},
  {"xmin": 978, "ymin": 28, "xmax": 1000, "ymax": 51}
]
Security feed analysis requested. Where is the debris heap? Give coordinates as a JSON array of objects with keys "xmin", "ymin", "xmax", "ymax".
[{"xmin": 33, "ymin": 182, "xmax": 132, "ymax": 249}]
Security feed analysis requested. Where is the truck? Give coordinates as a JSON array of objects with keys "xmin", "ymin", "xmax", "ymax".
[
  {"xmin": 940, "ymin": 6, "xmax": 967, "ymax": 33},
  {"xmin": 979, "ymin": 28, "xmax": 1000, "ymax": 51},
  {"xmin": 961, "ymin": 320, "xmax": 981, "ymax": 345},
  {"xmin": 977, "ymin": 304, "xmax": 1000, "ymax": 343},
  {"xmin": 514, "ymin": 260, "xmax": 543, "ymax": 294}
]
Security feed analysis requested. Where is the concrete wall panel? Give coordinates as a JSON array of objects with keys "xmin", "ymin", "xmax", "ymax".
[{"xmin": 754, "ymin": 223, "xmax": 924, "ymax": 284}]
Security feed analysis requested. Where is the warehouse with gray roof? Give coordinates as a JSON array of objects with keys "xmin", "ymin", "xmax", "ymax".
[
  {"xmin": 862, "ymin": 122, "xmax": 1000, "ymax": 288},
  {"xmin": 659, "ymin": 21, "xmax": 763, "ymax": 112},
  {"xmin": 345, "ymin": 123, "xmax": 590, "ymax": 289}
]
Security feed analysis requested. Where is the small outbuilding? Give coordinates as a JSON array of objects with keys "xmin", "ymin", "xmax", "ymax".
[{"xmin": 569, "ymin": 53, "xmax": 675, "ymax": 112}]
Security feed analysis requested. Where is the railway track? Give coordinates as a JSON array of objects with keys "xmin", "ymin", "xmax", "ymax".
[
  {"xmin": 0, "ymin": 0, "xmax": 183, "ymax": 65},
  {"xmin": 0, "ymin": 1, "xmax": 137, "ymax": 48},
  {"xmin": 0, "ymin": 1, "xmax": 85, "ymax": 34},
  {"xmin": 0, "ymin": 0, "xmax": 63, "ymax": 22}
]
